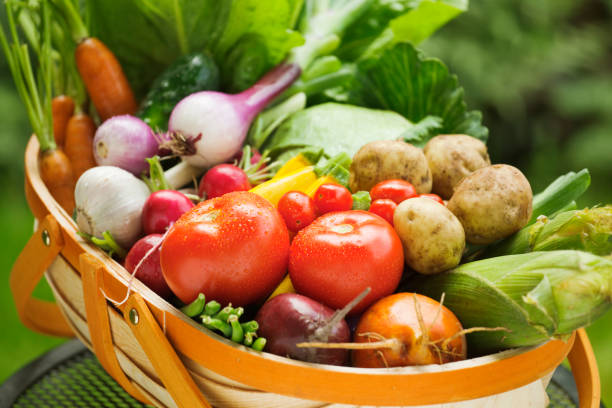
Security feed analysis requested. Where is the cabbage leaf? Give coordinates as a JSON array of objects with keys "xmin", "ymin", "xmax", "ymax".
[{"xmin": 87, "ymin": 0, "xmax": 302, "ymax": 97}]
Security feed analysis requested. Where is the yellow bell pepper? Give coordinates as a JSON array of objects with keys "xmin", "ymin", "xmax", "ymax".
[
  {"xmin": 249, "ymin": 166, "xmax": 319, "ymax": 206},
  {"xmin": 272, "ymin": 154, "xmax": 312, "ymax": 180},
  {"xmin": 266, "ymin": 275, "xmax": 296, "ymax": 300}
]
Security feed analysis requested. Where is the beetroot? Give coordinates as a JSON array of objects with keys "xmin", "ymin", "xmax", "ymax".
[
  {"xmin": 255, "ymin": 293, "xmax": 350, "ymax": 366},
  {"xmin": 142, "ymin": 190, "xmax": 194, "ymax": 235},
  {"xmin": 124, "ymin": 234, "xmax": 173, "ymax": 299}
]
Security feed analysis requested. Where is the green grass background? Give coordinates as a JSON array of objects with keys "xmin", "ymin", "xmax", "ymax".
[{"xmin": 1, "ymin": 0, "xmax": 611, "ymax": 405}]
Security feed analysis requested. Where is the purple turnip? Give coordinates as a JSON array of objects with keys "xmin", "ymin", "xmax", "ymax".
[{"xmin": 93, "ymin": 115, "xmax": 160, "ymax": 175}]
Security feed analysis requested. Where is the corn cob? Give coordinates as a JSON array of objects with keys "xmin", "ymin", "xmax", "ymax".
[
  {"xmin": 484, "ymin": 206, "xmax": 612, "ymax": 258},
  {"xmin": 411, "ymin": 250, "xmax": 612, "ymax": 355}
]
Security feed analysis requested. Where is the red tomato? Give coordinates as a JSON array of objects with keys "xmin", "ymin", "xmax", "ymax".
[
  {"xmin": 278, "ymin": 191, "xmax": 317, "ymax": 232},
  {"xmin": 289, "ymin": 211, "xmax": 404, "ymax": 315},
  {"xmin": 370, "ymin": 179, "xmax": 418, "ymax": 204},
  {"xmin": 314, "ymin": 183, "xmax": 353, "ymax": 214},
  {"xmin": 369, "ymin": 199, "xmax": 397, "ymax": 225},
  {"xmin": 419, "ymin": 193, "xmax": 445, "ymax": 205},
  {"xmin": 160, "ymin": 191, "xmax": 290, "ymax": 305}
]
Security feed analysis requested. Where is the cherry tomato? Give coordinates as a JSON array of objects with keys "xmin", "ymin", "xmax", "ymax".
[
  {"xmin": 199, "ymin": 164, "xmax": 250, "ymax": 199},
  {"xmin": 370, "ymin": 179, "xmax": 418, "ymax": 204},
  {"xmin": 419, "ymin": 193, "xmax": 444, "ymax": 205},
  {"xmin": 278, "ymin": 191, "xmax": 317, "ymax": 232},
  {"xmin": 161, "ymin": 191, "xmax": 290, "ymax": 305},
  {"xmin": 313, "ymin": 183, "xmax": 353, "ymax": 215},
  {"xmin": 289, "ymin": 211, "xmax": 404, "ymax": 315},
  {"xmin": 369, "ymin": 199, "xmax": 397, "ymax": 225}
]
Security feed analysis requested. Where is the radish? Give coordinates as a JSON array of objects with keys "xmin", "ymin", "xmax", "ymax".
[
  {"xmin": 142, "ymin": 190, "xmax": 195, "ymax": 235},
  {"xmin": 167, "ymin": 63, "xmax": 301, "ymax": 168},
  {"xmin": 199, "ymin": 164, "xmax": 250, "ymax": 199},
  {"xmin": 199, "ymin": 145, "xmax": 279, "ymax": 198},
  {"xmin": 124, "ymin": 234, "xmax": 172, "ymax": 300},
  {"xmin": 94, "ymin": 115, "xmax": 160, "ymax": 175}
]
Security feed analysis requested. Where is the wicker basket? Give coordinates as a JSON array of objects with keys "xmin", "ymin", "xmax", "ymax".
[{"xmin": 10, "ymin": 136, "xmax": 602, "ymax": 408}]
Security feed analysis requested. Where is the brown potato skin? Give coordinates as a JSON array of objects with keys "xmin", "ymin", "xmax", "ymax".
[
  {"xmin": 349, "ymin": 140, "xmax": 432, "ymax": 193},
  {"xmin": 393, "ymin": 197, "xmax": 465, "ymax": 275},
  {"xmin": 352, "ymin": 293, "xmax": 466, "ymax": 368},
  {"xmin": 447, "ymin": 164, "xmax": 533, "ymax": 244},
  {"xmin": 424, "ymin": 134, "xmax": 491, "ymax": 199}
]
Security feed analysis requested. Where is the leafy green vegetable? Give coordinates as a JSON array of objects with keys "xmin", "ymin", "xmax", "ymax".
[
  {"xmin": 346, "ymin": 42, "xmax": 488, "ymax": 145},
  {"xmin": 263, "ymin": 103, "xmax": 412, "ymax": 162},
  {"xmin": 88, "ymin": 0, "xmax": 301, "ymax": 96},
  {"xmin": 337, "ymin": 0, "xmax": 468, "ymax": 61}
]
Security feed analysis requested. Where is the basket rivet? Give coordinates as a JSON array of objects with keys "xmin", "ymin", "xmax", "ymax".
[
  {"xmin": 129, "ymin": 309, "xmax": 139, "ymax": 325},
  {"xmin": 41, "ymin": 229, "xmax": 51, "ymax": 246}
]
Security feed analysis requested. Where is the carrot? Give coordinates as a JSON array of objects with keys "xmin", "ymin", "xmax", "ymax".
[
  {"xmin": 64, "ymin": 112, "xmax": 96, "ymax": 180},
  {"xmin": 51, "ymin": 95, "xmax": 75, "ymax": 147},
  {"xmin": 39, "ymin": 149, "xmax": 76, "ymax": 214},
  {"xmin": 75, "ymin": 38, "xmax": 137, "ymax": 121}
]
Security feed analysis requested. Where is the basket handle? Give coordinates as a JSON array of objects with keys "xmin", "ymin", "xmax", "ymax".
[
  {"xmin": 568, "ymin": 328, "xmax": 601, "ymax": 408},
  {"xmin": 80, "ymin": 253, "xmax": 151, "ymax": 405},
  {"xmin": 124, "ymin": 293, "xmax": 213, "ymax": 408},
  {"xmin": 9, "ymin": 214, "xmax": 73, "ymax": 337}
]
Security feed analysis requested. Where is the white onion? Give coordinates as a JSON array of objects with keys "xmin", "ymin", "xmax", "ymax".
[{"xmin": 75, "ymin": 166, "xmax": 150, "ymax": 249}]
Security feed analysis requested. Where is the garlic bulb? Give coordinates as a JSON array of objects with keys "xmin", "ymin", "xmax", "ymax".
[{"xmin": 75, "ymin": 166, "xmax": 150, "ymax": 249}]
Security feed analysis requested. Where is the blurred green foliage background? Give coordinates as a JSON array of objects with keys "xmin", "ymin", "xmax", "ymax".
[{"xmin": 1, "ymin": 0, "xmax": 610, "ymax": 405}]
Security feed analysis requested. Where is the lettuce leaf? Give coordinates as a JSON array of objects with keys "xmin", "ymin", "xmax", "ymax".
[
  {"xmin": 88, "ymin": 0, "xmax": 302, "ymax": 97},
  {"xmin": 337, "ymin": 0, "xmax": 468, "ymax": 61},
  {"xmin": 263, "ymin": 103, "xmax": 414, "ymax": 162},
  {"xmin": 347, "ymin": 42, "xmax": 488, "ymax": 144}
]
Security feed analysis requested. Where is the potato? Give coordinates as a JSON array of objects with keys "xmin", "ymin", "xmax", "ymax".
[
  {"xmin": 424, "ymin": 134, "xmax": 491, "ymax": 199},
  {"xmin": 447, "ymin": 164, "xmax": 533, "ymax": 245},
  {"xmin": 393, "ymin": 197, "xmax": 465, "ymax": 275},
  {"xmin": 349, "ymin": 140, "xmax": 432, "ymax": 193}
]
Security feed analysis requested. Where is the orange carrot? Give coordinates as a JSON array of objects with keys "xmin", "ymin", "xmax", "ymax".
[
  {"xmin": 64, "ymin": 112, "xmax": 97, "ymax": 181},
  {"xmin": 39, "ymin": 149, "xmax": 76, "ymax": 214},
  {"xmin": 51, "ymin": 95, "xmax": 75, "ymax": 147},
  {"xmin": 75, "ymin": 38, "xmax": 137, "ymax": 121}
]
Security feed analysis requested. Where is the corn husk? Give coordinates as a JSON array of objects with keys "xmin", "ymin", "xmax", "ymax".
[
  {"xmin": 411, "ymin": 250, "xmax": 612, "ymax": 355},
  {"xmin": 483, "ymin": 206, "xmax": 612, "ymax": 258},
  {"xmin": 529, "ymin": 169, "xmax": 590, "ymax": 224}
]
